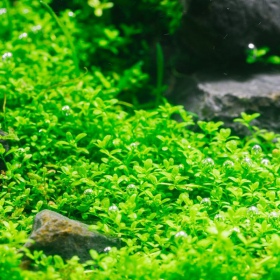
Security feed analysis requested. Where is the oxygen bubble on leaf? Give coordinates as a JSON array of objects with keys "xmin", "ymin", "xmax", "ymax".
[
  {"xmin": 178, "ymin": 164, "xmax": 184, "ymax": 170},
  {"xmin": 130, "ymin": 142, "xmax": 140, "ymax": 147},
  {"xmin": 62, "ymin": 105, "xmax": 70, "ymax": 111},
  {"xmin": 126, "ymin": 184, "xmax": 137, "ymax": 194},
  {"xmin": 62, "ymin": 105, "xmax": 71, "ymax": 116},
  {"xmin": 175, "ymin": 231, "xmax": 188, "ymax": 239},
  {"xmin": 19, "ymin": 32, "xmax": 28, "ymax": 40},
  {"xmin": 108, "ymin": 205, "xmax": 119, "ymax": 212},
  {"xmin": 214, "ymin": 214, "xmax": 225, "ymax": 222},
  {"xmin": 247, "ymin": 206, "xmax": 259, "ymax": 217},
  {"xmin": 0, "ymin": 8, "xmax": 7, "ymax": 15},
  {"xmin": 244, "ymin": 219, "xmax": 251, "ymax": 228},
  {"xmin": 103, "ymin": 246, "xmax": 111, "ymax": 253},
  {"xmin": 231, "ymin": 227, "xmax": 240, "ymax": 233},
  {"xmin": 251, "ymin": 144, "xmax": 262, "ymax": 155},
  {"xmin": 2, "ymin": 52, "xmax": 13, "ymax": 62},
  {"xmin": 84, "ymin": 189, "xmax": 93, "ymax": 195},
  {"xmin": 200, "ymin": 198, "xmax": 211, "ymax": 207},
  {"xmin": 241, "ymin": 157, "xmax": 252, "ymax": 169},
  {"xmin": 31, "ymin": 25, "xmax": 42, "ymax": 33},
  {"xmin": 268, "ymin": 211, "xmax": 278, "ymax": 219},
  {"xmin": 68, "ymin": 11, "xmax": 75, "ymax": 17},
  {"xmin": 223, "ymin": 160, "xmax": 234, "ymax": 169},
  {"xmin": 248, "ymin": 43, "xmax": 255, "ymax": 49},
  {"xmin": 261, "ymin": 158, "xmax": 270, "ymax": 166},
  {"xmin": 201, "ymin": 157, "xmax": 214, "ymax": 168}
]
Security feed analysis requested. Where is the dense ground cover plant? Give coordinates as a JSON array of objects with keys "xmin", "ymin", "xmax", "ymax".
[{"xmin": 0, "ymin": 1, "xmax": 280, "ymax": 279}]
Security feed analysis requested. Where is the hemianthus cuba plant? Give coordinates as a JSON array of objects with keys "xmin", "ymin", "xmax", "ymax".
[{"xmin": 0, "ymin": 1, "xmax": 280, "ymax": 279}]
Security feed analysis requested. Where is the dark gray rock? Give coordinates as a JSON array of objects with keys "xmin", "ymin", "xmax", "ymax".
[
  {"xmin": 22, "ymin": 210, "xmax": 122, "ymax": 266},
  {"xmin": 166, "ymin": 69, "xmax": 280, "ymax": 134},
  {"xmin": 175, "ymin": 0, "xmax": 280, "ymax": 71}
]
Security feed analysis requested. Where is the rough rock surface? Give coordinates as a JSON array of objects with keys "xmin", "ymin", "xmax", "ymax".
[
  {"xmin": 22, "ymin": 210, "xmax": 122, "ymax": 265},
  {"xmin": 175, "ymin": 0, "xmax": 280, "ymax": 71},
  {"xmin": 166, "ymin": 68, "xmax": 280, "ymax": 133}
]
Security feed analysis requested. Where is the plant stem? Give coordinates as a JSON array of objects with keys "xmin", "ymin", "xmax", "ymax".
[
  {"xmin": 40, "ymin": 1, "xmax": 80, "ymax": 77},
  {"xmin": 4, "ymin": 0, "xmax": 13, "ymax": 39},
  {"xmin": 155, "ymin": 42, "xmax": 164, "ymax": 106}
]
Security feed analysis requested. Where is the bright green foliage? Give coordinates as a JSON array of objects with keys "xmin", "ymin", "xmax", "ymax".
[
  {"xmin": 0, "ymin": 1, "xmax": 280, "ymax": 279},
  {"xmin": 246, "ymin": 45, "xmax": 280, "ymax": 65}
]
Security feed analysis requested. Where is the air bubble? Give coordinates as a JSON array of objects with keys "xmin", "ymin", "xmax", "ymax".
[
  {"xmin": 175, "ymin": 231, "xmax": 188, "ymax": 238},
  {"xmin": 130, "ymin": 142, "xmax": 140, "ymax": 147},
  {"xmin": 268, "ymin": 211, "xmax": 278, "ymax": 219},
  {"xmin": 84, "ymin": 189, "xmax": 93, "ymax": 195},
  {"xmin": 62, "ymin": 105, "xmax": 71, "ymax": 116},
  {"xmin": 214, "ymin": 213, "xmax": 225, "ymax": 222},
  {"xmin": 68, "ymin": 11, "xmax": 75, "ymax": 17},
  {"xmin": 261, "ymin": 158, "xmax": 270, "ymax": 166},
  {"xmin": 251, "ymin": 144, "xmax": 262, "ymax": 155},
  {"xmin": 248, "ymin": 43, "xmax": 255, "ymax": 49},
  {"xmin": 223, "ymin": 160, "xmax": 234, "ymax": 170},
  {"xmin": 62, "ymin": 105, "xmax": 70, "ymax": 111},
  {"xmin": 126, "ymin": 184, "xmax": 137, "ymax": 194},
  {"xmin": 0, "ymin": 8, "xmax": 7, "ymax": 15},
  {"xmin": 201, "ymin": 158, "xmax": 214, "ymax": 169},
  {"xmin": 103, "ymin": 246, "xmax": 111, "ymax": 253},
  {"xmin": 247, "ymin": 206, "xmax": 259, "ymax": 217},
  {"xmin": 241, "ymin": 157, "xmax": 252, "ymax": 169},
  {"xmin": 231, "ymin": 227, "xmax": 240, "ymax": 233},
  {"xmin": 200, "ymin": 198, "xmax": 211, "ymax": 207},
  {"xmin": 2, "ymin": 52, "xmax": 12, "ymax": 62},
  {"xmin": 108, "ymin": 205, "xmax": 119, "ymax": 212},
  {"xmin": 244, "ymin": 219, "xmax": 251, "ymax": 228},
  {"xmin": 19, "ymin": 32, "xmax": 28, "ymax": 40},
  {"xmin": 178, "ymin": 164, "xmax": 184, "ymax": 170},
  {"xmin": 31, "ymin": 25, "xmax": 42, "ymax": 33}
]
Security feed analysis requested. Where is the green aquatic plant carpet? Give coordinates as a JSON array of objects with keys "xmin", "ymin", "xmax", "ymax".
[{"xmin": 0, "ymin": 1, "xmax": 280, "ymax": 279}]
